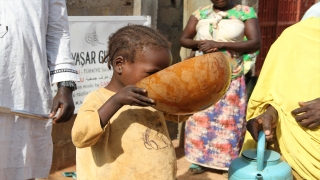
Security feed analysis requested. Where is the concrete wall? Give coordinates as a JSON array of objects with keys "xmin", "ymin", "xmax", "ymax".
[
  {"xmin": 50, "ymin": 116, "xmax": 77, "ymax": 172},
  {"xmin": 156, "ymin": 0, "xmax": 185, "ymax": 140},
  {"xmin": 134, "ymin": 0, "xmax": 184, "ymax": 64},
  {"xmin": 157, "ymin": 0, "xmax": 183, "ymax": 65},
  {"xmin": 66, "ymin": 0, "xmax": 134, "ymax": 15},
  {"xmin": 133, "ymin": 0, "xmax": 158, "ymax": 28}
]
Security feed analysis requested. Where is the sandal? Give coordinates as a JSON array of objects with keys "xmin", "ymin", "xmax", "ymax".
[
  {"xmin": 223, "ymin": 170, "xmax": 228, "ymax": 178},
  {"xmin": 62, "ymin": 172, "xmax": 77, "ymax": 179},
  {"xmin": 188, "ymin": 164, "xmax": 206, "ymax": 174}
]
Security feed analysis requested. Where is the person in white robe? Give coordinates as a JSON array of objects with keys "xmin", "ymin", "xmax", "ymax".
[
  {"xmin": 301, "ymin": 2, "xmax": 320, "ymax": 21},
  {"xmin": 0, "ymin": 0, "xmax": 79, "ymax": 179}
]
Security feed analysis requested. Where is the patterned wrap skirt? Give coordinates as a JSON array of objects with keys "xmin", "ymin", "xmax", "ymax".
[{"xmin": 184, "ymin": 75, "xmax": 247, "ymax": 170}]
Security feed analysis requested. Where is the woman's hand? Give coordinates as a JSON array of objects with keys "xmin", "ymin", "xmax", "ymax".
[
  {"xmin": 198, "ymin": 40, "xmax": 221, "ymax": 53},
  {"xmin": 112, "ymin": 85, "xmax": 155, "ymax": 107},
  {"xmin": 292, "ymin": 98, "xmax": 320, "ymax": 129},
  {"xmin": 184, "ymin": 50, "xmax": 196, "ymax": 60},
  {"xmin": 246, "ymin": 105, "xmax": 278, "ymax": 142}
]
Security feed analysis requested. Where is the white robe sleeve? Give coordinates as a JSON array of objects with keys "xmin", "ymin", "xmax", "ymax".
[{"xmin": 46, "ymin": 0, "xmax": 79, "ymax": 84}]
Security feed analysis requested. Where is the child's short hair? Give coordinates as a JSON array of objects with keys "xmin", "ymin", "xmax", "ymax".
[{"xmin": 103, "ymin": 24, "xmax": 171, "ymax": 69}]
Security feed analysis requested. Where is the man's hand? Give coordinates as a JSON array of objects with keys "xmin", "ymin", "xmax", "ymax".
[
  {"xmin": 49, "ymin": 87, "xmax": 75, "ymax": 124},
  {"xmin": 292, "ymin": 98, "xmax": 320, "ymax": 129},
  {"xmin": 246, "ymin": 105, "xmax": 278, "ymax": 142}
]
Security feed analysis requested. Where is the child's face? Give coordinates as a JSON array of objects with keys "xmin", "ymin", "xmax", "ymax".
[{"xmin": 122, "ymin": 46, "xmax": 172, "ymax": 86}]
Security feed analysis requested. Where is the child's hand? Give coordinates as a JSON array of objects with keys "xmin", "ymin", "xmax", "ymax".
[
  {"xmin": 114, "ymin": 85, "xmax": 156, "ymax": 107},
  {"xmin": 98, "ymin": 85, "xmax": 156, "ymax": 127}
]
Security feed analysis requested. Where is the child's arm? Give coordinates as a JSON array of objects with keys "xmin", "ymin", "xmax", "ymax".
[
  {"xmin": 72, "ymin": 91, "xmax": 107, "ymax": 148},
  {"xmin": 72, "ymin": 85, "xmax": 155, "ymax": 148},
  {"xmin": 98, "ymin": 85, "xmax": 155, "ymax": 127},
  {"xmin": 164, "ymin": 114, "xmax": 192, "ymax": 123}
]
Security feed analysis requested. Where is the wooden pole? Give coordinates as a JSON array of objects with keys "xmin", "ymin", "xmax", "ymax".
[{"xmin": 0, "ymin": 106, "xmax": 49, "ymax": 120}]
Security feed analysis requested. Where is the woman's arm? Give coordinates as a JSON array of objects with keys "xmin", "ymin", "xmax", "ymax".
[
  {"xmin": 198, "ymin": 18, "xmax": 262, "ymax": 53},
  {"xmin": 180, "ymin": 15, "xmax": 200, "ymax": 50}
]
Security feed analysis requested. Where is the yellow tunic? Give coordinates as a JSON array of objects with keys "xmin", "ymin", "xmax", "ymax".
[
  {"xmin": 72, "ymin": 87, "xmax": 187, "ymax": 180},
  {"xmin": 242, "ymin": 18, "xmax": 320, "ymax": 180}
]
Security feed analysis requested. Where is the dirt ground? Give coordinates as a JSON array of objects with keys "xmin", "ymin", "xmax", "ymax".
[{"xmin": 40, "ymin": 139, "xmax": 228, "ymax": 180}]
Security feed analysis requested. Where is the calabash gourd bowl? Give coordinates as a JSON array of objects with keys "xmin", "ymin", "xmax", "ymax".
[{"xmin": 135, "ymin": 52, "xmax": 231, "ymax": 115}]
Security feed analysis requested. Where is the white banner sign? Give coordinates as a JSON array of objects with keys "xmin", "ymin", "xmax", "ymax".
[{"xmin": 52, "ymin": 16, "xmax": 151, "ymax": 112}]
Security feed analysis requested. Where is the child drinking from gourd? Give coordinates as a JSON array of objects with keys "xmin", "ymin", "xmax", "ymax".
[{"xmin": 72, "ymin": 25, "xmax": 189, "ymax": 180}]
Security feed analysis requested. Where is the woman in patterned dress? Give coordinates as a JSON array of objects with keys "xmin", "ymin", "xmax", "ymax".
[{"xmin": 180, "ymin": 0, "xmax": 261, "ymax": 173}]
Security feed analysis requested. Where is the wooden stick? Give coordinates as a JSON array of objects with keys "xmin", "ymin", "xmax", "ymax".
[
  {"xmin": 0, "ymin": 106, "xmax": 11, "ymax": 114},
  {"xmin": 0, "ymin": 106, "xmax": 49, "ymax": 120}
]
